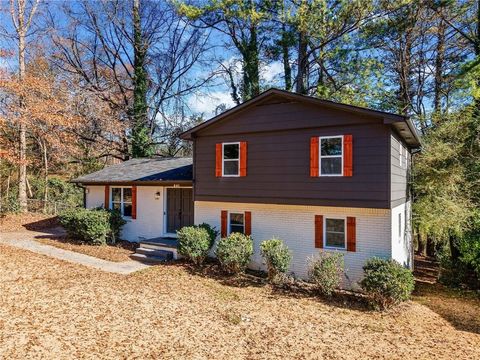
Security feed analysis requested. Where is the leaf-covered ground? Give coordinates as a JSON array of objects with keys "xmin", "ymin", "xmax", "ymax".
[
  {"xmin": 0, "ymin": 244, "xmax": 479, "ymax": 360},
  {"xmin": 35, "ymin": 237, "xmax": 138, "ymax": 262}
]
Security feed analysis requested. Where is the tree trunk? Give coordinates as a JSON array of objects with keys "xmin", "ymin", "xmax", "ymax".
[
  {"xmin": 426, "ymin": 236, "xmax": 436, "ymax": 257},
  {"xmin": 417, "ymin": 233, "xmax": 427, "ymax": 256},
  {"xmin": 281, "ymin": 23, "xmax": 292, "ymax": 91},
  {"xmin": 433, "ymin": 17, "xmax": 446, "ymax": 113},
  {"xmin": 131, "ymin": 0, "xmax": 153, "ymax": 158},
  {"xmin": 449, "ymin": 235, "xmax": 460, "ymax": 262},
  {"xmin": 18, "ymin": 28, "xmax": 28, "ymax": 212},
  {"xmin": 41, "ymin": 139, "xmax": 48, "ymax": 212},
  {"xmin": 296, "ymin": 30, "xmax": 307, "ymax": 94}
]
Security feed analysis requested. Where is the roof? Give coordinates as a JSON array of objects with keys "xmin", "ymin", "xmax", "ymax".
[
  {"xmin": 180, "ymin": 88, "xmax": 421, "ymax": 148},
  {"xmin": 72, "ymin": 157, "xmax": 193, "ymax": 184}
]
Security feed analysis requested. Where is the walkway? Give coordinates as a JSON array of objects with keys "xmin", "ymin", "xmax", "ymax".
[{"xmin": 0, "ymin": 228, "xmax": 150, "ymax": 275}]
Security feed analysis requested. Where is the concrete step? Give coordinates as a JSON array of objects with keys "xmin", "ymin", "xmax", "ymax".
[
  {"xmin": 130, "ymin": 252, "xmax": 172, "ymax": 264},
  {"xmin": 140, "ymin": 240, "xmax": 177, "ymax": 250},
  {"xmin": 136, "ymin": 247, "xmax": 173, "ymax": 258}
]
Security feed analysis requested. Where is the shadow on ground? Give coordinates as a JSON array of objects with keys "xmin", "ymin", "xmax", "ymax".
[{"xmin": 413, "ymin": 255, "xmax": 480, "ymax": 334}]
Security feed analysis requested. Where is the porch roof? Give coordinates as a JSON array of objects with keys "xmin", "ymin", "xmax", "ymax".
[{"xmin": 72, "ymin": 157, "xmax": 193, "ymax": 185}]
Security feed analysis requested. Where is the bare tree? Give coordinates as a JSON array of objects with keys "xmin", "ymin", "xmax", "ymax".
[{"xmin": 8, "ymin": 0, "xmax": 40, "ymax": 212}]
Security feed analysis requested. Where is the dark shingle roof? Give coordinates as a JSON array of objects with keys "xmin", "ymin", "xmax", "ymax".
[{"xmin": 72, "ymin": 157, "xmax": 192, "ymax": 184}]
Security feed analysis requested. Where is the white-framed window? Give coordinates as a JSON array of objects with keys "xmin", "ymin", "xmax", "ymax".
[
  {"xmin": 324, "ymin": 217, "xmax": 346, "ymax": 249},
  {"xmin": 111, "ymin": 187, "xmax": 132, "ymax": 217},
  {"xmin": 320, "ymin": 136, "xmax": 343, "ymax": 176},
  {"xmin": 229, "ymin": 212, "xmax": 245, "ymax": 234},
  {"xmin": 398, "ymin": 213, "xmax": 402, "ymax": 238},
  {"xmin": 222, "ymin": 142, "xmax": 240, "ymax": 177}
]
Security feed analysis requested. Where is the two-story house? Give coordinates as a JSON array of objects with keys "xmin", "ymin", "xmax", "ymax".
[{"xmin": 74, "ymin": 89, "xmax": 420, "ymax": 285}]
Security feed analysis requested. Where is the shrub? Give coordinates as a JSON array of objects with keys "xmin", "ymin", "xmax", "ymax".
[
  {"xmin": 177, "ymin": 224, "xmax": 217, "ymax": 266},
  {"xmin": 215, "ymin": 233, "xmax": 253, "ymax": 275},
  {"xmin": 360, "ymin": 257, "xmax": 415, "ymax": 310},
  {"xmin": 308, "ymin": 252, "xmax": 345, "ymax": 296},
  {"xmin": 59, "ymin": 208, "xmax": 126, "ymax": 245},
  {"xmin": 197, "ymin": 223, "xmax": 219, "ymax": 246},
  {"xmin": 260, "ymin": 238, "xmax": 292, "ymax": 282}
]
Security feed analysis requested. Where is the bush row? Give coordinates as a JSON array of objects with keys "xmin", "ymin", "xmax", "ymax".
[{"xmin": 177, "ymin": 225, "xmax": 415, "ymax": 310}]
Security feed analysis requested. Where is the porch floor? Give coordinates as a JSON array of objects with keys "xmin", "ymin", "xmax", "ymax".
[{"xmin": 140, "ymin": 237, "xmax": 178, "ymax": 249}]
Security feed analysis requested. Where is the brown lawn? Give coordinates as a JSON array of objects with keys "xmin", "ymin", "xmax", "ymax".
[
  {"xmin": 0, "ymin": 213, "xmax": 58, "ymax": 232},
  {"xmin": 0, "ymin": 245, "xmax": 479, "ymax": 359},
  {"xmin": 35, "ymin": 237, "xmax": 138, "ymax": 262}
]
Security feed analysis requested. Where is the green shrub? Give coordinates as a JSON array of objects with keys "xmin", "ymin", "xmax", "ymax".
[
  {"xmin": 215, "ymin": 233, "xmax": 253, "ymax": 275},
  {"xmin": 360, "ymin": 257, "xmax": 415, "ymax": 310},
  {"xmin": 308, "ymin": 252, "xmax": 345, "ymax": 296},
  {"xmin": 198, "ymin": 223, "xmax": 219, "ymax": 246},
  {"xmin": 260, "ymin": 238, "xmax": 292, "ymax": 282},
  {"xmin": 59, "ymin": 208, "xmax": 126, "ymax": 245},
  {"xmin": 177, "ymin": 224, "xmax": 217, "ymax": 266}
]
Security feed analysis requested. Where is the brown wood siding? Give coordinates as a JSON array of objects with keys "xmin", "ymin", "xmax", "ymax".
[{"xmin": 193, "ymin": 101, "xmax": 392, "ymax": 209}]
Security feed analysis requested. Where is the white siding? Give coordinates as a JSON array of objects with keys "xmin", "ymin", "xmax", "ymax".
[
  {"xmin": 195, "ymin": 201, "xmax": 392, "ymax": 289},
  {"xmin": 85, "ymin": 185, "xmax": 168, "ymax": 242},
  {"xmin": 391, "ymin": 201, "xmax": 413, "ymax": 268}
]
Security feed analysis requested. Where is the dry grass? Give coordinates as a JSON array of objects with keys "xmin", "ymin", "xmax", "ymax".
[
  {"xmin": 1, "ymin": 244, "xmax": 479, "ymax": 359},
  {"xmin": 0, "ymin": 213, "xmax": 58, "ymax": 232},
  {"xmin": 35, "ymin": 237, "xmax": 138, "ymax": 262}
]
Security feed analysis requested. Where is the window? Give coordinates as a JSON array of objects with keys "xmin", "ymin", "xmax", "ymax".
[
  {"xmin": 324, "ymin": 217, "xmax": 346, "ymax": 249},
  {"xmin": 111, "ymin": 187, "xmax": 132, "ymax": 217},
  {"xmin": 223, "ymin": 143, "xmax": 240, "ymax": 176},
  {"xmin": 398, "ymin": 213, "xmax": 402, "ymax": 238},
  {"xmin": 229, "ymin": 212, "xmax": 245, "ymax": 234},
  {"xmin": 320, "ymin": 136, "xmax": 343, "ymax": 176}
]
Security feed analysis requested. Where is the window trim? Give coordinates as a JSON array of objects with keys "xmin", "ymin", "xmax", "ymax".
[
  {"xmin": 319, "ymin": 135, "xmax": 344, "ymax": 177},
  {"xmin": 222, "ymin": 142, "xmax": 241, "ymax": 177},
  {"xmin": 228, "ymin": 211, "xmax": 245, "ymax": 235},
  {"xmin": 323, "ymin": 216, "xmax": 347, "ymax": 250},
  {"xmin": 110, "ymin": 186, "xmax": 133, "ymax": 218}
]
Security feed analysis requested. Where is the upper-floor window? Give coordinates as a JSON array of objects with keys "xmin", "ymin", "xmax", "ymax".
[
  {"xmin": 229, "ymin": 212, "xmax": 245, "ymax": 234},
  {"xmin": 223, "ymin": 142, "xmax": 240, "ymax": 176},
  {"xmin": 320, "ymin": 136, "xmax": 343, "ymax": 176},
  {"xmin": 111, "ymin": 187, "xmax": 132, "ymax": 217},
  {"xmin": 324, "ymin": 217, "xmax": 346, "ymax": 249}
]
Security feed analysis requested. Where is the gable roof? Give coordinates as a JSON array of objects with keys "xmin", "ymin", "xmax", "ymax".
[
  {"xmin": 180, "ymin": 88, "xmax": 421, "ymax": 148},
  {"xmin": 72, "ymin": 157, "xmax": 192, "ymax": 185}
]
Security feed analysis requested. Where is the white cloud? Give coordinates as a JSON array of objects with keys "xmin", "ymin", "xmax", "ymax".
[
  {"xmin": 261, "ymin": 61, "xmax": 284, "ymax": 83},
  {"xmin": 188, "ymin": 91, "xmax": 236, "ymax": 116}
]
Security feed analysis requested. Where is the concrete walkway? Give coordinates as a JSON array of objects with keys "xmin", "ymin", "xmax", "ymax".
[{"xmin": 0, "ymin": 228, "xmax": 150, "ymax": 275}]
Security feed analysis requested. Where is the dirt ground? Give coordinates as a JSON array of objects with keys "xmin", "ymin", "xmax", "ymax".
[
  {"xmin": 35, "ymin": 237, "xmax": 138, "ymax": 262},
  {"xmin": 0, "ymin": 244, "xmax": 479, "ymax": 359}
]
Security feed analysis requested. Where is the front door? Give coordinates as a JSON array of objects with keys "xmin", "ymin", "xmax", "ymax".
[{"xmin": 166, "ymin": 188, "xmax": 194, "ymax": 234}]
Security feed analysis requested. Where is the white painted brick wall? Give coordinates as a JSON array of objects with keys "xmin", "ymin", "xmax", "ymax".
[
  {"xmin": 391, "ymin": 201, "xmax": 413, "ymax": 268},
  {"xmin": 195, "ymin": 201, "xmax": 393, "ymax": 288},
  {"xmin": 86, "ymin": 185, "xmax": 167, "ymax": 242}
]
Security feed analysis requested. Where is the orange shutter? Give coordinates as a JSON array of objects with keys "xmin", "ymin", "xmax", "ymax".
[
  {"xmin": 240, "ymin": 141, "xmax": 248, "ymax": 177},
  {"xmin": 310, "ymin": 137, "xmax": 319, "ymax": 177},
  {"xmin": 215, "ymin": 143, "xmax": 222, "ymax": 177},
  {"xmin": 245, "ymin": 211, "xmax": 251, "ymax": 235},
  {"xmin": 131, "ymin": 185, "xmax": 137, "ymax": 219},
  {"xmin": 315, "ymin": 215, "xmax": 323, "ymax": 248},
  {"xmin": 104, "ymin": 185, "xmax": 110, "ymax": 209},
  {"xmin": 347, "ymin": 217, "xmax": 356, "ymax": 252},
  {"xmin": 221, "ymin": 210, "xmax": 228, "ymax": 237},
  {"xmin": 343, "ymin": 135, "xmax": 353, "ymax": 177}
]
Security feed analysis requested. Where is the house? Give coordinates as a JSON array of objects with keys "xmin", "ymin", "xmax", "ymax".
[{"xmin": 73, "ymin": 88, "xmax": 421, "ymax": 286}]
